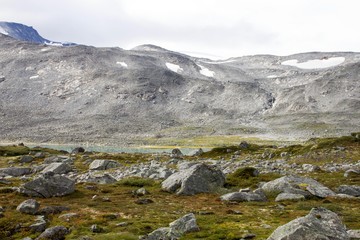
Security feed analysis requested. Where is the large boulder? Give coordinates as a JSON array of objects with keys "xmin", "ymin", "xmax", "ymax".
[
  {"xmin": 19, "ymin": 173, "xmax": 75, "ymax": 198},
  {"xmin": 41, "ymin": 163, "xmax": 72, "ymax": 175},
  {"xmin": 16, "ymin": 199, "xmax": 40, "ymax": 215},
  {"xmin": 161, "ymin": 163, "xmax": 225, "ymax": 195},
  {"xmin": 19, "ymin": 155, "xmax": 34, "ymax": 163},
  {"xmin": 143, "ymin": 213, "xmax": 199, "ymax": 240},
  {"xmin": 76, "ymin": 172, "xmax": 117, "ymax": 184},
  {"xmin": 267, "ymin": 207, "xmax": 349, "ymax": 240},
  {"xmin": 0, "ymin": 167, "xmax": 31, "ymax": 177},
  {"xmin": 261, "ymin": 175, "xmax": 335, "ymax": 198},
  {"xmin": 89, "ymin": 159, "xmax": 121, "ymax": 170},
  {"xmin": 36, "ymin": 226, "xmax": 70, "ymax": 240}
]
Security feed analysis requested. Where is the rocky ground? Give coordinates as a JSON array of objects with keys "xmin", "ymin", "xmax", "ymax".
[{"xmin": 0, "ymin": 133, "xmax": 359, "ymax": 239}]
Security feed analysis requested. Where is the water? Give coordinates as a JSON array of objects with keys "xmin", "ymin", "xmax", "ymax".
[{"xmin": 26, "ymin": 144, "xmax": 210, "ymax": 155}]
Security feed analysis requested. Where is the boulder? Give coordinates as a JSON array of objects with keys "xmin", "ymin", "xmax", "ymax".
[
  {"xmin": 76, "ymin": 172, "xmax": 117, "ymax": 184},
  {"xmin": 0, "ymin": 167, "xmax": 31, "ymax": 177},
  {"xmin": 170, "ymin": 149, "xmax": 183, "ymax": 158},
  {"xmin": 188, "ymin": 148, "xmax": 204, "ymax": 157},
  {"xmin": 221, "ymin": 189, "xmax": 267, "ymax": 202},
  {"xmin": 29, "ymin": 215, "xmax": 47, "ymax": 232},
  {"xmin": 16, "ymin": 199, "xmax": 40, "ymax": 215},
  {"xmin": 89, "ymin": 159, "xmax": 121, "ymax": 170},
  {"xmin": 20, "ymin": 155, "xmax": 34, "ymax": 163},
  {"xmin": 261, "ymin": 175, "xmax": 335, "ymax": 198},
  {"xmin": 162, "ymin": 163, "xmax": 225, "ymax": 195},
  {"xmin": 302, "ymin": 164, "xmax": 321, "ymax": 172},
  {"xmin": 267, "ymin": 207, "xmax": 349, "ymax": 240},
  {"xmin": 71, "ymin": 147, "xmax": 85, "ymax": 154},
  {"xmin": 337, "ymin": 185, "xmax": 360, "ymax": 197},
  {"xmin": 19, "ymin": 173, "xmax": 75, "ymax": 198},
  {"xmin": 275, "ymin": 193, "xmax": 305, "ymax": 202},
  {"xmin": 41, "ymin": 163, "xmax": 72, "ymax": 175},
  {"xmin": 44, "ymin": 156, "xmax": 73, "ymax": 165},
  {"xmin": 144, "ymin": 213, "xmax": 199, "ymax": 240},
  {"xmin": 36, "ymin": 226, "xmax": 70, "ymax": 240},
  {"xmin": 344, "ymin": 169, "xmax": 360, "ymax": 178},
  {"xmin": 239, "ymin": 141, "xmax": 249, "ymax": 149}
]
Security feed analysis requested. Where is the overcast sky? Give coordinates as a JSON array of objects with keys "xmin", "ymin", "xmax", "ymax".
[{"xmin": 1, "ymin": 0, "xmax": 360, "ymax": 59}]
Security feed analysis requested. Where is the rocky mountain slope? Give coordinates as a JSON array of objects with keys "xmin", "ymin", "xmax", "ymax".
[
  {"xmin": 0, "ymin": 21, "xmax": 75, "ymax": 46},
  {"xmin": 0, "ymin": 26, "xmax": 359, "ymax": 146}
]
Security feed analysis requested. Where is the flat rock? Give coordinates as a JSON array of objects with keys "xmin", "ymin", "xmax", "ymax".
[
  {"xmin": 0, "ymin": 167, "xmax": 31, "ymax": 177},
  {"xmin": 221, "ymin": 189, "xmax": 267, "ymax": 202},
  {"xmin": 267, "ymin": 207, "xmax": 349, "ymax": 240},
  {"xmin": 41, "ymin": 163, "xmax": 72, "ymax": 175},
  {"xmin": 337, "ymin": 185, "xmax": 360, "ymax": 197}
]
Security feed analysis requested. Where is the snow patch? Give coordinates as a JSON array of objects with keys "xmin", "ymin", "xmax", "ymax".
[
  {"xmin": 0, "ymin": 26, "xmax": 8, "ymax": 35},
  {"xmin": 267, "ymin": 75, "xmax": 278, "ymax": 79},
  {"xmin": 281, "ymin": 57, "xmax": 345, "ymax": 69},
  {"xmin": 116, "ymin": 62, "xmax": 128, "ymax": 68},
  {"xmin": 29, "ymin": 75, "xmax": 39, "ymax": 79},
  {"xmin": 166, "ymin": 62, "xmax": 183, "ymax": 73},
  {"xmin": 200, "ymin": 59, "xmax": 237, "ymax": 64},
  {"xmin": 198, "ymin": 65, "xmax": 215, "ymax": 77}
]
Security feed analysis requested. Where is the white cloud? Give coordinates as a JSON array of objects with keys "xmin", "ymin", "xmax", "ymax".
[{"xmin": 1, "ymin": 0, "xmax": 360, "ymax": 58}]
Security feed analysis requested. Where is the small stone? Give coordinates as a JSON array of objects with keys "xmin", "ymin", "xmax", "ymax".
[
  {"xmin": 90, "ymin": 224, "xmax": 103, "ymax": 233},
  {"xmin": 226, "ymin": 209, "xmax": 242, "ymax": 215},
  {"xmin": 135, "ymin": 198, "xmax": 154, "ymax": 205},
  {"xmin": 242, "ymin": 233, "xmax": 256, "ymax": 239},
  {"xmin": 116, "ymin": 222, "xmax": 129, "ymax": 227},
  {"xmin": 16, "ymin": 199, "xmax": 40, "ymax": 215}
]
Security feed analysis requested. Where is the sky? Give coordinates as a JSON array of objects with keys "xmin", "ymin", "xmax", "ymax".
[{"xmin": 1, "ymin": 0, "xmax": 360, "ymax": 59}]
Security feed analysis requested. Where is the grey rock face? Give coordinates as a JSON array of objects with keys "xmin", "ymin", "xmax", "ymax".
[
  {"xmin": 0, "ymin": 167, "xmax": 31, "ymax": 177},
  {"xmin": 30, "ymin": 215, "xmax": 47, "ymax": 232},
  {"xmin": 19, "ymin": 174, "xmax": 75, "ymax": 198},
  {"xmin": 44, "ymin": 156, "xmax": 73, "ymax": 165},
  {"xmin": 221, "ymin": 189, "xmax": 267, "ymax": 202},
  {"xmin": 275, "ymin": 193, "xmax": 305, "ymax": 202},
  {"xmin": 161, "ymin": 163, "xmax": 225, "ymax": 195},
  {"xmin": 144, "ymin": 213, "xmax": 199, "ymax": 240},
  {"xmin": 89, "ymin": 159, "xmax": 121, "ymax": 170},
  {"xmin": 36, "ymin": 226, "xmax": 70, "ymax": 240},
  {"xmin": 16, "ymin": 199, "xmax": 40, "ymax": 215},
  {"xmin": 261, "ymin": 175, "xmax": 335, "ymax": 198},
  {"xmin": 41, "ymin": 163, "xmax": 72, "ymax": 174},
  {"xmin": 337, "ymin": 185, "xmax": 360, "ymax": 197},
  {"xmin": 267, "ymin": 207, "xmax": 350, "ymax": 240}
]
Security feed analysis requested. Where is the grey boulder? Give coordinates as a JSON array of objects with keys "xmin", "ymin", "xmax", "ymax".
[
  {"xmin": 275, "ymin": 193, "xmax": 305, "ymax": 202},
  {"xmin": 221, "ymin": 189, "xmax": 267, "ymax": 202},
  {"xmin": 267, "ymin": 207, "xmax": 349, "ymax": 240},
  {"xmin": 144, "ymin": 213, "xmax": 199, "ymax": 240},
  {"xmin": 20, "ymin": 155, "xmax": 34, "ymax": 163},
  {"xmin": 16, "ymin": 199, "xmax": 40, "ymax": 215},
  {"xmin": 41, "ymin": 163, "xmax": 72, "ymax": 175},
  {"xmin": 36, "ymin": 226, "xmax": 70, "ymax": 240},
  {"xmin": 0, "ymin": 167, "xmax": 31, "ymax": 177},
  {"xmin": 261, "ymin": 175, "xmax": 335, "ymax": 198},
  {"xmin": 162, "ymin": 163, "xmax": 225, "ymax": 195},
  {"xmin": 19, "ymin": 173, "xmax": 75, "ymax": 198},
  {"xmin": 337, "ymin": 185, "xmax": 360, "ymax": 197},
  {"xmin": 89, "ymin": 159, "xmax": 121, "ymax": 170}
]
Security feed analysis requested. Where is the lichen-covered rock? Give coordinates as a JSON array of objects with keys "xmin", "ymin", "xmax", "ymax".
[
  {"xmin": 41, "ymin": 163, "xmax": 72, "ymax": 175},
  {"xmin": 337, "ymin": 185, "xmax": 360, "ymax": 197},
  {"xmin": 16, "ymin": 199, "xmax": 40, "ymax": 215},
  {"xmin": 89, "ymin": 159, "xmax": 121, "ymax": 170},
  {"xmin": 221, "ymin": 189, "xmax": 267, "ymax": 202},
  {"xmin": 19, "ymin": 173, "xmax": 75, "ymax": 198},
  {"xmin": 0, "ymin": 167, "xmax": 31, "ymax": 177},
  {"xmin": 162, "ymin": 163, "xmax": 225, "ymax": 195},
  {"xmin": 36, "ymin": 226, "xmax": 70, "ymax": 240},
  {"xmin": 275, "ymin": 193, "xmax": 305, "ymax": 202},
  {"xmin": 267, "ymin": 207, "xmax": 349, "ymax": 240},
  {"xmin": 261, "ymin": 175, "xmax": 335, "ymax": 198},
  {"xmin": 143, "ymin": 213, "xmax": 199, "ymax": 240}
]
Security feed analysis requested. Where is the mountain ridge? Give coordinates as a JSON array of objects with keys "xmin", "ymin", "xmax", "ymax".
[{"xmin": 0, "ymin": 23, "xmax": 359, "ymax": 146}]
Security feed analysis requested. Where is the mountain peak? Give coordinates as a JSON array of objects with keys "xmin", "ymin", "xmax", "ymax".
[{"xmin": 0, "ymin": 21, "xmax": 76, "ymax": 46}]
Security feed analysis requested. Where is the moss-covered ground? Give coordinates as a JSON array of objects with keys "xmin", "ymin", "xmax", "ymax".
[{"xmin": 0, "ymin": 134, "xmax": 359, "ymax": 239}]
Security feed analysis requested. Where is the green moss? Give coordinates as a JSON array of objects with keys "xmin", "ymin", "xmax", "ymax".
[{"xmin": 117, "ymin": 177, "xmax": 157, "ymax": 187}]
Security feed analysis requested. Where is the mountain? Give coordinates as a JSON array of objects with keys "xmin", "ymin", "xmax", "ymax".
[
  {"xmin": 0, "ymin": 27, "xmax": 359, "ymax": 146},
  {"xmin": 0, "ymin": 21, "xmax": 76, "ymax": 46}
]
